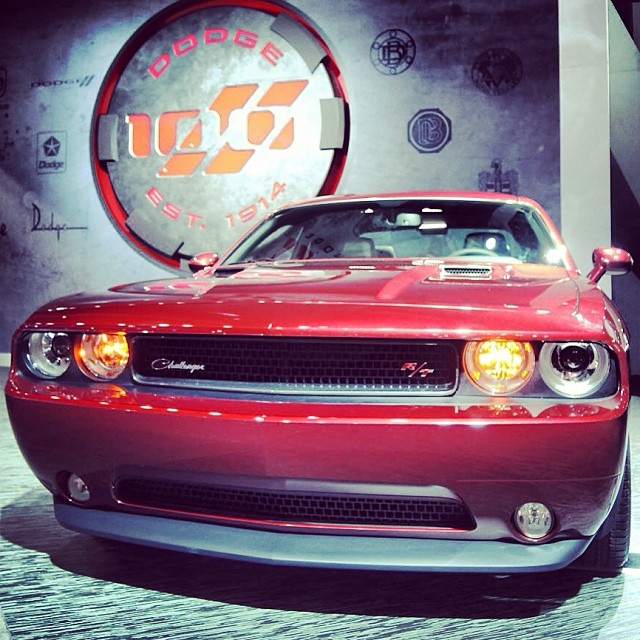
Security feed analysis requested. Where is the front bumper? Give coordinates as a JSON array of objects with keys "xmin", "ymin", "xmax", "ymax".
[
  {"xmin": 55, "ymin": 502, "xmax": 591, "ymax": 572},
  {"xmin": 6, "ymin": 374, "xmax": 629, "ymax": 572}
]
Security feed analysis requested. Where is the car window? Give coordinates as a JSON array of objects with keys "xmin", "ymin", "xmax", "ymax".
[{"xmin": 223, "ymin": 200, "xmax": 561, "ymax": 266}]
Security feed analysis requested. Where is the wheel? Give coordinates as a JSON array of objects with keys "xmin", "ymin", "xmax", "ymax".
[{"xmin": 572, "ymin": 450, "xmax": 631, "ymax": 574}]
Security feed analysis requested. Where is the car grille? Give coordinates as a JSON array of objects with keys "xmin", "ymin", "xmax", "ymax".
[
  {"xmin": 115, "ymin": 477, "xmax": 475, "ymax": 530},
  {"xmin": 130, "ymin": 336, "xmax": 459, "ymax": 395}
]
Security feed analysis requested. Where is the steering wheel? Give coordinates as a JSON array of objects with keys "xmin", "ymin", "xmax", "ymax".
[{"xmin": 448, "ymin": 248, "xmax": 498, "ymax": 257}]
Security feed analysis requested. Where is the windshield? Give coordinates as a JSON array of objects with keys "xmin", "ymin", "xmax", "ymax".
[{"xmin": 222, "ymin": 198, "xmax": 563, "ymax": 266}]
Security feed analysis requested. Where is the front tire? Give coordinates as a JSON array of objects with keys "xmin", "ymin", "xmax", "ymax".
[{"xmin": 572, "ymin": 450, "xmax": 631, "ymax": 574}]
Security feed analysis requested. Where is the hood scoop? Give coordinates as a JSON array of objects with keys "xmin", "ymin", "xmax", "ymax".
[{"xmin": 439, "ymin": 264, "xmax": 493, "ymax": 280}]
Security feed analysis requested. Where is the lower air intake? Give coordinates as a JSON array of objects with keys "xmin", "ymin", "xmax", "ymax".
[{"xmin": 115, "ymin": 477, "xmax": 475, "ymax": 530}]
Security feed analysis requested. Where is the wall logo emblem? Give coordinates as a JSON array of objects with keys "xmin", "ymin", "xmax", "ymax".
[
  {"xmin": 31, "ymin": 75, "xmax": 95, "ymax": 89},
  {"xmin": 43, "ymin": 136, "xmax": 61, "ymax": 157},
  {"xmin": 37, "ymin": 131, "xmax": 66, "ymax": 173},
  {"xmin": 128, "ymin": 80, "xmax": 309, "ymax": 178},
  {"xmin": 478, "ymin": 158, "xmax": 519, "ymax": 194},
  {"xmin": 408, "ymin": 109, "xmax": 451, "ymax": 153},
  {"xmin": 93, "ymin": 1, "xmax": 348, "ymax": 270},
  {"xmin": 370, "ymin": 29, "xmax": 415, "ymax": 75},
  {"xmin": 471, "ymin": 48, "xmax": 523, "ymax": 95}
]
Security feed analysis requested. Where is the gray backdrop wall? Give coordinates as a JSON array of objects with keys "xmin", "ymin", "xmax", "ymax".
[{"xmin": 1, "ymin": 0, "xmax": 616, "ymax": 367}]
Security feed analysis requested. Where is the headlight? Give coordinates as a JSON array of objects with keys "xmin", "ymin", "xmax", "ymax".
[
  {"xmin": 463, "ymin": 339, "xmax": 534, "ymax": 395},
  {"xmin": 539, "ymin": 342, "xmax": 610, "ymax": 398},
  {"xmin": 23, "ymin": 332, "xmax": 72, "ymax": 379},
  {"xmin": 77, "ymin": 333, "xmax": 129, "ymax": 380}
]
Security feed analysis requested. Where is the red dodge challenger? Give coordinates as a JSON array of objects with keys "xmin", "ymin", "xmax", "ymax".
[{"xmin": 5, "ymin": 192, "xmax": 634, "ymax": 574}]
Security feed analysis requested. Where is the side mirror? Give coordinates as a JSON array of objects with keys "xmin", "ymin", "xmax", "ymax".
[
  {"xmin": 587, "ymin": 247, "xmax": 633, "ymax": 283},
  {"xmin": 188, "ymin": 251, "xmax": 219, "ymax": 274}
]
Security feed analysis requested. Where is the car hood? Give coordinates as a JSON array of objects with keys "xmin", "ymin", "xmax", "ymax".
[{"xmin": 25, "ymin": 262, "xmax": 613, "ymax": 342}]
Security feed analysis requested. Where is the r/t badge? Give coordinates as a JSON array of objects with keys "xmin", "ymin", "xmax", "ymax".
[{"xmin": 401, "ymin": 362, "xmax": 435, "ymax": 378}]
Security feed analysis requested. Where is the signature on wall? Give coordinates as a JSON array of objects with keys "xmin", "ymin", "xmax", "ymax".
[{"xmin": 31, "ymin": 203, "xmax": 87, "ymax": 240}]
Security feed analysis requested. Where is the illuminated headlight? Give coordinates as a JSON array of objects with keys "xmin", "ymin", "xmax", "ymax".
[
  {"xmin": 77, "ymin": 333, "xmax": 129, "ymax": 380},
  {"xmin": 463, "ymin": 339, "xmax": 534, "ymax": 395},
  {"xmin": 24, "ymin": 332, "xmax": 72, "ymax": 379},
  {"xmin": 539, "ymin": 342, "xmax": 610, "ymax": 398}
]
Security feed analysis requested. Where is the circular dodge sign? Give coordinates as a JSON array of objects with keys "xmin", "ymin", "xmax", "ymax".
[{"xmin": 93, "ymin": 0, "xmax": 348, "ymax": 270}]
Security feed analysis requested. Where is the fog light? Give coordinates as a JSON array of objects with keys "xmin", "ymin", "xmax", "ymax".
[
  {"xmin": 67, "ymin": 473, "xmax": 91, "ymax": 503},
  {"xmin": 514, "ymin": 502, "xmax": 553, "ymax": 540}
]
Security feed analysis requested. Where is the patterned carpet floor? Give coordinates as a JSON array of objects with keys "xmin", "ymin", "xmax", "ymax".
[{"xmin": 2, "ymin": 368, "xmax": 640, "ymax": 640}]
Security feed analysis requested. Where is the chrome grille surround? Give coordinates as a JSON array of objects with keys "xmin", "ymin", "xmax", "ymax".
[{"xmin": 130, "ymin": 336, "xmax": 459, "ymax": 396}]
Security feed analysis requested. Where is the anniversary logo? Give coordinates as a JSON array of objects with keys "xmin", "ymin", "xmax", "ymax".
[{"xmin": 93, "ymin": 0, "xmax": 348, "ymax": 270}]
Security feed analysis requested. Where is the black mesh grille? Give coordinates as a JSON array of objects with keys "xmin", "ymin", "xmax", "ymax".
[
  {"xmin": 115, "ymin": 477, "xmax": 475, "ymax": 530},
  {"xmin": 130, "ymin": 336, "xmax": 458, "ymax": 394}
]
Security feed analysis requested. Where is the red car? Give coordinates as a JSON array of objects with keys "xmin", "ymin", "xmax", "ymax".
[{"xmin": 5, "ymin": 192, "xmax": 634, "ymax": 574}]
